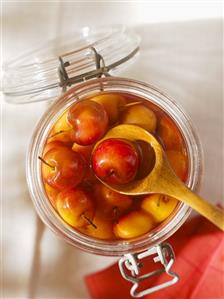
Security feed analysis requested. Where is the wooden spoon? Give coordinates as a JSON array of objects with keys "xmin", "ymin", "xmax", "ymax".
[{"xmin": 96, "ymin": 124, "xmax": 224, "ymax": 230}]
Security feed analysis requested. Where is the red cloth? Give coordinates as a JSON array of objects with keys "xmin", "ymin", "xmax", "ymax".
[{"xmin": 85, "ymin": 217, "xmax": 224, "ymax": 299}]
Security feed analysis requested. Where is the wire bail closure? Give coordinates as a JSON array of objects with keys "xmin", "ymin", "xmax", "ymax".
[
  {"xmin": 58, "ymin": 47, "xmax": 110, "ymax": 92},
  {"xmin": 119, "ymin": 243, "xmax": 179, "ymax": 298}
]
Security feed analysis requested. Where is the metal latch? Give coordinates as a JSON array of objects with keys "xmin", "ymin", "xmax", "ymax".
[{"xmin": 118, "ymin": 243, "xmax": 179, "ymax": 298}]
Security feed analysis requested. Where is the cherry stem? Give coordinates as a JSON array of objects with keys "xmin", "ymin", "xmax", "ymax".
[
  {"xmin": 38, "ymin": 156, "xmax": 55, "ymax": 170},
  {"xmin": 119, "ymin": 101, "xmax": 142, "ymax": 110},
  {"xmin": 124, "ymin": 101, "xmax": 142, "ymax": 107},
  {"xmin": 82, "ymin": 214, "xmax": 97, "ymax": 229}
]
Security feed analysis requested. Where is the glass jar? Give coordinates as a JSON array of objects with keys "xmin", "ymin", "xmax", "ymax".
[
  {"xmin": 26, "ymin": 76, "xmax": 202, "ymax": 257},
  {"xmin": 4, "ymin": 26, "xmax": 203, "ymax": 297}
]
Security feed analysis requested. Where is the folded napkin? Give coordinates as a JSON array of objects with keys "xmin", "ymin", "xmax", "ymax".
[{"xmin": 85, "ymin": 216, "xmax": 224, "ymax": 299}]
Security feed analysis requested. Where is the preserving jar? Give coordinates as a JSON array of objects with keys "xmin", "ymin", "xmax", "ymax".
[{"xmin": 3, "ymin": 26, "xmax": 202, "ymax": 297}]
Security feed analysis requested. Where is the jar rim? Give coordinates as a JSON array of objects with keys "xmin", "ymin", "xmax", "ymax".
[{"xmin": 26, "ymin": 76, "xmax": 202, "ymax": 256}]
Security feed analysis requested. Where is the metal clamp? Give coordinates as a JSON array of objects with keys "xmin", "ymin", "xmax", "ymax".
[
  {"xmin": 118, "ymin": 243, "xmax": 179, "ymax": 298},
  {"xmin": 58, "ymin": 46, "xmax": 139, "ymax": 91},
  {"xmin": 58, "ymin": 46, "xmax": 110, "ymax": 92}
]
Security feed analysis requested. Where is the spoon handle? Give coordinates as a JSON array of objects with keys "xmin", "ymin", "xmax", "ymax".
[
  {"xmin": 155, "ymin": 160, "xmax": 224, "ymax": 231},
  {"xmin": 186, "ymin": 192, "xmax": 223, "ymax": 230},
  {"xmin": 170, "ymin": 185, "xmax": 224, "ymax": 231}
]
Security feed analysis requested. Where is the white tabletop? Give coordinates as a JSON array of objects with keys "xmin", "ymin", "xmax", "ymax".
[{"xmin": 2, "ymin": 2, "xmax": 223, "ymax": 299}]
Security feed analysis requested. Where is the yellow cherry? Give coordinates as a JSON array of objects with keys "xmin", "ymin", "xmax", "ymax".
[
  {"xmin": 157, "ymin": 115, "xmax": 183, "ymax": 151},
  {"xmin": 43, "ymin": 141, "xmax": 68, "ymax": 155},
  {"xmin": 166, "ymin": 150, "xmax": 188, "ymax": 182},
  {"xmin": 90, "ymin": 93, "xmax": 126, "ymax": 124},
  {"xmin": 113, "ymin": 210, "xmax": 154, "ymax": 239},
  {"xmin": 54, "ymin": 110, "xmax": 71, "ymax": 130},
  {"xmin": 121, "ymin": 104, "xmax": 157, "ymax": 133},
  {"xmin": 141, "ymin": 194, "xmax": 178, "ymax": 223},
  {"xmin": 80, "ymin": 212, "xmax": 115, "ymax": 240},
  {"xmin": 48, "ymin": 111, "xmax": 73, "ymax": 144}
]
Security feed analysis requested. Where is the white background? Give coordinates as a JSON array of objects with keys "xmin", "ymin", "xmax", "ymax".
[{"xmin": 1, "ymin": 1, "xmax": 223, "ymax": 299}]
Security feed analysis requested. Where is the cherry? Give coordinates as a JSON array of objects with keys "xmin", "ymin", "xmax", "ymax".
[
  {"xmin": 72, "ymin": 143, "xmax": 94, "ymax": 163},
  {"xmin": 90, "ymin": 93, "xmax": 126, "ymax": 124},
  {"xmin": 68, "ymin": 100, "xmax": 109, "ymax": 145},
  {"xmin": 121, "ymin": 104, "xmax": 157, "ymax": 133},
  {"xmin": 141, "ymin": 194, "xmax": 178, "ymax": 223},
  {"xmin": 56, "ymin": 188, "xmax": 95, "ymax": 228},
  {"xmin": 48, "ymin": 111, "xmax": 73, "ymax": 144},
  {"xmin": 44, "ymin": 183, "xmax": 59, "ymax": 209},
  {"xmin": 166, "ymin": 150, "xmax": 188, "ymax": 182},
  {"xmin": 40, "ymin": 147, "xmax": 86, "ymax": 191},
  {"xmin": 157, "ymin": 115, "xmax": 183, "ymax": 151},
  {"xmin": 43, "ymin": 141, "xmax": 68, "ymax": 155},
  {"xmin": 71, "ymin": 143, "xmax": 98, "ymax": 186},
  {"xmin": 94, "ymin": 183, "xmax": 132, "ymax": 220},
  {"xmin": 113, "ymin": 210, "xmax": 154, "ymax": 239},
  {"xmin": 91, "ymin": 138, "xmax": 140, "ymax": 185},
  {"xmin": 79, "ymin": 212, "xmax": 115, "ymax": 240}
]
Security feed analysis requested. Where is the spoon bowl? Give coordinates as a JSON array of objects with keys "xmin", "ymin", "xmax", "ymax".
[{"xmin": 95, "ymin": 124, "xmax": 224, "ymax": 230}]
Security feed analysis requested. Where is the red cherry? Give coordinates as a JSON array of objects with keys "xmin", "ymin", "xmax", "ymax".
[
  {"xmin": 56, "ymin": 188, "xmax": 95, "ymax": 228},
  {"xmin": 68, "ymin": 100, "xmax": 109, "ymax": 145},
  {"xmin": 72, "ymin": 143, "xmax": 94, "ymax": 163},
  {"xmin": 91, "ymin": 138, "xmax": 140, "ymax": 185},
  {"xmin": 94, "ymin": 183, "xmax": 132, "ymax": 220},
  {"xmin": 41, "ymin": 147, "xmax": 87, "ymax": 191}
]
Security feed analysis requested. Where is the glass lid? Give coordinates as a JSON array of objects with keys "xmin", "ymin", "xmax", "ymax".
[{"xmin": 2, "ymin": 25, "xmax": 140, "ymax": 104}]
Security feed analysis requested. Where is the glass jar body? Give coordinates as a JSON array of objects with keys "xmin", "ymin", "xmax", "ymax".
[{"xmin": 26, "ymin": 77, "xmax": 202, "ymax": 256}]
